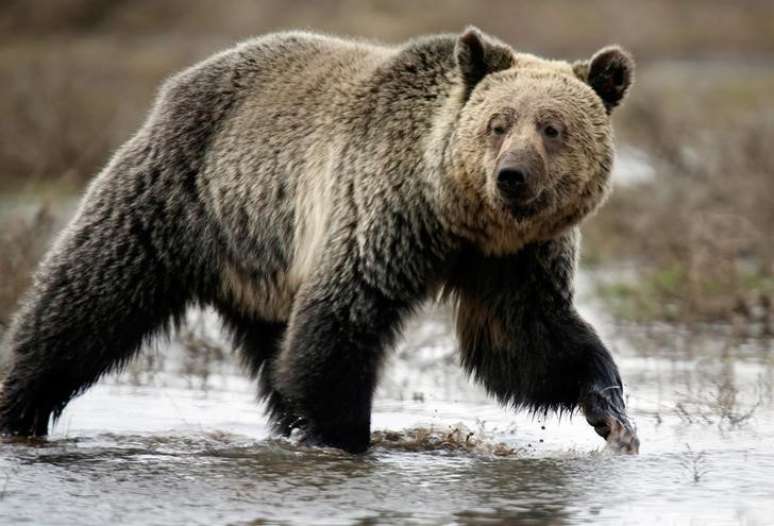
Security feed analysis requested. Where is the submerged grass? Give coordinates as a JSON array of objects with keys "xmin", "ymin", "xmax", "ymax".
[
  {"xmin": 372, "ymin": 423, "xmax": 518, "ymax": 457},
  {"xmin": 680, "ymin": 444, "xmax": 709, "ymax": 483},
  {"xmin": 674, "ymin": 374, "xmax": 764, "ymax": 431}
]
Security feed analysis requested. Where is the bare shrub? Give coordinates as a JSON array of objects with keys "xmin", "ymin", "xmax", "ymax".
[
  {"xmin": 178, "ymin": 311, "xmax": 229, "ymax": 390},
  {"xmin": 371, "ymin": 422, "xmax": 517, "ymax": 456},
  {"xmin": 1, "ymin": 1, "xmax": 772, "ymax": 331},
  {"xmin": 680, "ymin": 444, "xmax": 709, "ymax": 483},
  {"xmin": 0, "ymin": 206, "xmax": 56, "ymax": 331},
  {"xmin": 674, "ymin": 372, "xmax": 763, "ymax": 431},
  {"xmin": 585, "ymin": 75, "xmax": 774, "ymax": 327},
  {"xmin": 0, "ymin": 61, "xmax": 116, "ymax": 184}
]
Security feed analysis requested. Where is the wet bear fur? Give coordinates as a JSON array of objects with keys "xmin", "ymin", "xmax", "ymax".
[{"xmin": 0, "ymin": 28, "xmax": 637, "ymax": 453}]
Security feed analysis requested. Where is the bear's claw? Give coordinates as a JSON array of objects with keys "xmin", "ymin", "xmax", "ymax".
[
  {"xmin": 582, "ymin": 388, "xmax": 640, "ymax": 455},
  {"xmin": 603, "ymin": 415, "xmax": 640, "ymax": 454}
]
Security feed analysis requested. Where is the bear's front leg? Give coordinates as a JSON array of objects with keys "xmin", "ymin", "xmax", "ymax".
[
  {"xmin": 273, "ymin": 256, "xmax": 415, "ymax": 454},
  {"xmin": 580, "ymin": 369, "xmax": 640, "ymax": 454},
  {"xmin": 559, "ymin": 317, "xmax": 640, "ymax": 454},
  {"xmin": 530, "ymin": 308, "xmax": 641, "ymax": 454},
  {"xmin": 447, "ymin": 229, "xmax": 640, "ymax": 454}
]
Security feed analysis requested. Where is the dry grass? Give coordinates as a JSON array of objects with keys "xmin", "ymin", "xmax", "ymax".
[
  {"xmin": 0, "ymin": 206, "xmax": 56, "ymax": 332},
  {"xmin": 371, "ymin": 423, "xmax": 518, "ymax": 456},
  {"xmin": 583, "ymin": 69, "xmax": 774, "ymax": 328},
  {"xmin": 0, "ymin": 39, "xmax": 203, "ymax": 189},
  {"xmin": 1, "ymin": 0, "xmax": 774, "ymax": 189},
  {"xmin": 178, "ymin": 312, "xmax": 229, "ymax": 390},
  {"xmin": 3, "ymin": 0, "xmax": 774, "ymax": 59},
  {"xmin": 680, "ymin": 444, "xmax": 709, "ymax": 483},
  {"xmin": 674, "ymin": 376, "xmax": 762, "ymax": 431},
  {"xmin": 0, "ymin": 1, "xmax": 773, "ymax": 329}
]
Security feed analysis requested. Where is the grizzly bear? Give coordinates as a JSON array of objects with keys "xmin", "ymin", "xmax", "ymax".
[{"xmin": 0, "ymin": 27, "xmax": 638, "ymax": 454}]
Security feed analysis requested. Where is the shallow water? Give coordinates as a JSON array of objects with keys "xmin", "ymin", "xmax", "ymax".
[{"xmin": 1, "ymin": 298, "xmax": 773, "ymax": 525}]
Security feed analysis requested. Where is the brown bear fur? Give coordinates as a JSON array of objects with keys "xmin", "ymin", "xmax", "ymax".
[{"xmin": 0, "ymin": 27, "xmax": 637, "ymax": 453}]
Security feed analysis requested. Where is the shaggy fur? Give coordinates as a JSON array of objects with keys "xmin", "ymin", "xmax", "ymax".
[
  {"xmin": 0, "ymin": 27, "xmax": 636, "ymax": 453},
  {"xmin": 444, "ymin": 229, "xmax": 635, "ymax": 449}
]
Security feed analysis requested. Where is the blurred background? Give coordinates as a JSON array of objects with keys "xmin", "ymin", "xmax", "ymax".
[
  {"xmin": 1, "ymin": 4, "xmax": 773, "ymax": 523},
  {"xmin": 0, "ymin": 0, "xmax": 772, "ymax": 334}
]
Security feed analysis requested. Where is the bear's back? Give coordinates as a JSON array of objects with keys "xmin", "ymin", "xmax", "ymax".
[
  {"xmin": 138, "ymin": 31, "xmax": 457, "ymax": 322},
  {"xmin": 191, "ymin": 34, "xmax": 397, "ymax": 320}
]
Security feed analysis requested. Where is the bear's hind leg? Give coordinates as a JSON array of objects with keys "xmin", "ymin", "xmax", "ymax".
[
  {"xmin": 0, "ymin": 206, "xmax": 193, "ymax": 437},
  {"xmin": 216, "ymin": 306, "xmax": 300, "ymax": 435}
]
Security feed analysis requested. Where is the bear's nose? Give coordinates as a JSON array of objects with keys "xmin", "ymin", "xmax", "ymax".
[{"xmin": 496, "ymin": 167, "xmax": 528, "ymax": 200}]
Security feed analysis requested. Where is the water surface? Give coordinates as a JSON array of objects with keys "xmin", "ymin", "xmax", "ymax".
[{"xmin": 1, "ymin": 301, "xmax": 773, "ymax": 525}]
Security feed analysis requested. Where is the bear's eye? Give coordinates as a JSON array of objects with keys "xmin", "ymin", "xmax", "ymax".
[
  {"xmin": 543, "ymin": 125, "xmax": 560, "ymax": 139},
  {"xmin": 488, "ymin": 115, "xmax": 508, "ymax": 136}
]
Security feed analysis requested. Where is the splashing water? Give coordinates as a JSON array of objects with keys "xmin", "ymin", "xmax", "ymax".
[{"xmin": 1, "ymin": 298, "xmax": 773, "ymax": 525}]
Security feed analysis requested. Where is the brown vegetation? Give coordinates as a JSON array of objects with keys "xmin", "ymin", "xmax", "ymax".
[
  {"xmin": 372, "ymin": 423, "xmax": 517, "ymax": 456},
  {"xmin": 3, "ymin": 0, "xmax": 774, "ymax": 60},
  {"xmin": 583, "ymin": 69, "xmax": 774, "ymax": 328},
  {"xmin": 0, "ymin": 0, "xmax": 772, "ymax": 328},
  {"xmin": 0, "ymin": 206, "xmax": 56, "ymax": 331}
]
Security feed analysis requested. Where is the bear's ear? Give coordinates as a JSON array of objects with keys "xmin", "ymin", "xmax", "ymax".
[
  {"xmin": 574, "ymin": 46, "xmax": 634, "ymax": 113},
  {"xmin": 455, "ymin": 26, "xmax": 514, "ymax": 98}
]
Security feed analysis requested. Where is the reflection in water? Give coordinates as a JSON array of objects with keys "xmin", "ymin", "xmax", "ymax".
[{"xmin": 1, "ymin": 304, "xmax": 773, "ymax": 525}]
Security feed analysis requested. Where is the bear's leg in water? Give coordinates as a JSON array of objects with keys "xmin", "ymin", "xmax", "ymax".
[
  {"xmin": 217, "ymin": 306, "xmax": 300, "ymax": 435},
  {"xmin": 449, "ymin": 233, "xmax": 639, "ymax": 453},
  {"xmin": 0, "ymin": 181, "xmax": 195, "ymax": 436},
  {"xmin": 273, "ymin": 255, "xmax": 412, "ymax": 453}
]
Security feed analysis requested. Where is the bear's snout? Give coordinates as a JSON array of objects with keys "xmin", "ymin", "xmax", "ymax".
[
  {"xmin": 495, "ymin": 151, "xmax": 544, "ymax": 206},
  {"xmin": 496, "ymin": 167, "xmax": 528, "ymax": 200}
]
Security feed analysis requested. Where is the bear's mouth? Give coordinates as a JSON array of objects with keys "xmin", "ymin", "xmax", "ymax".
[{"xmin": 503, "ymin": 190, "xmax": 549, "ymax": 220}]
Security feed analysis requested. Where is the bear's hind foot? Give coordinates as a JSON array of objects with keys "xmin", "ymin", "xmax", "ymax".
[
  {"xmin": 0, "ymin": 396, "xmax": 51, "ymax": 438},
  {"xmin": 294, "ymin": 420, "xmax": 371, "ymax": 454}
]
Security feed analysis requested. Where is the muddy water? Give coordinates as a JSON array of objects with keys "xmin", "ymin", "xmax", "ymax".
[{"xmin": 1, "ymin": 294, "xmax": 773, "ymax": 525}]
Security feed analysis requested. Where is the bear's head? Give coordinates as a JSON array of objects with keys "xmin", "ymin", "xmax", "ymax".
[{"xmin": 444, "ymin": 27, "xmax": 634, "ymax": 254}]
